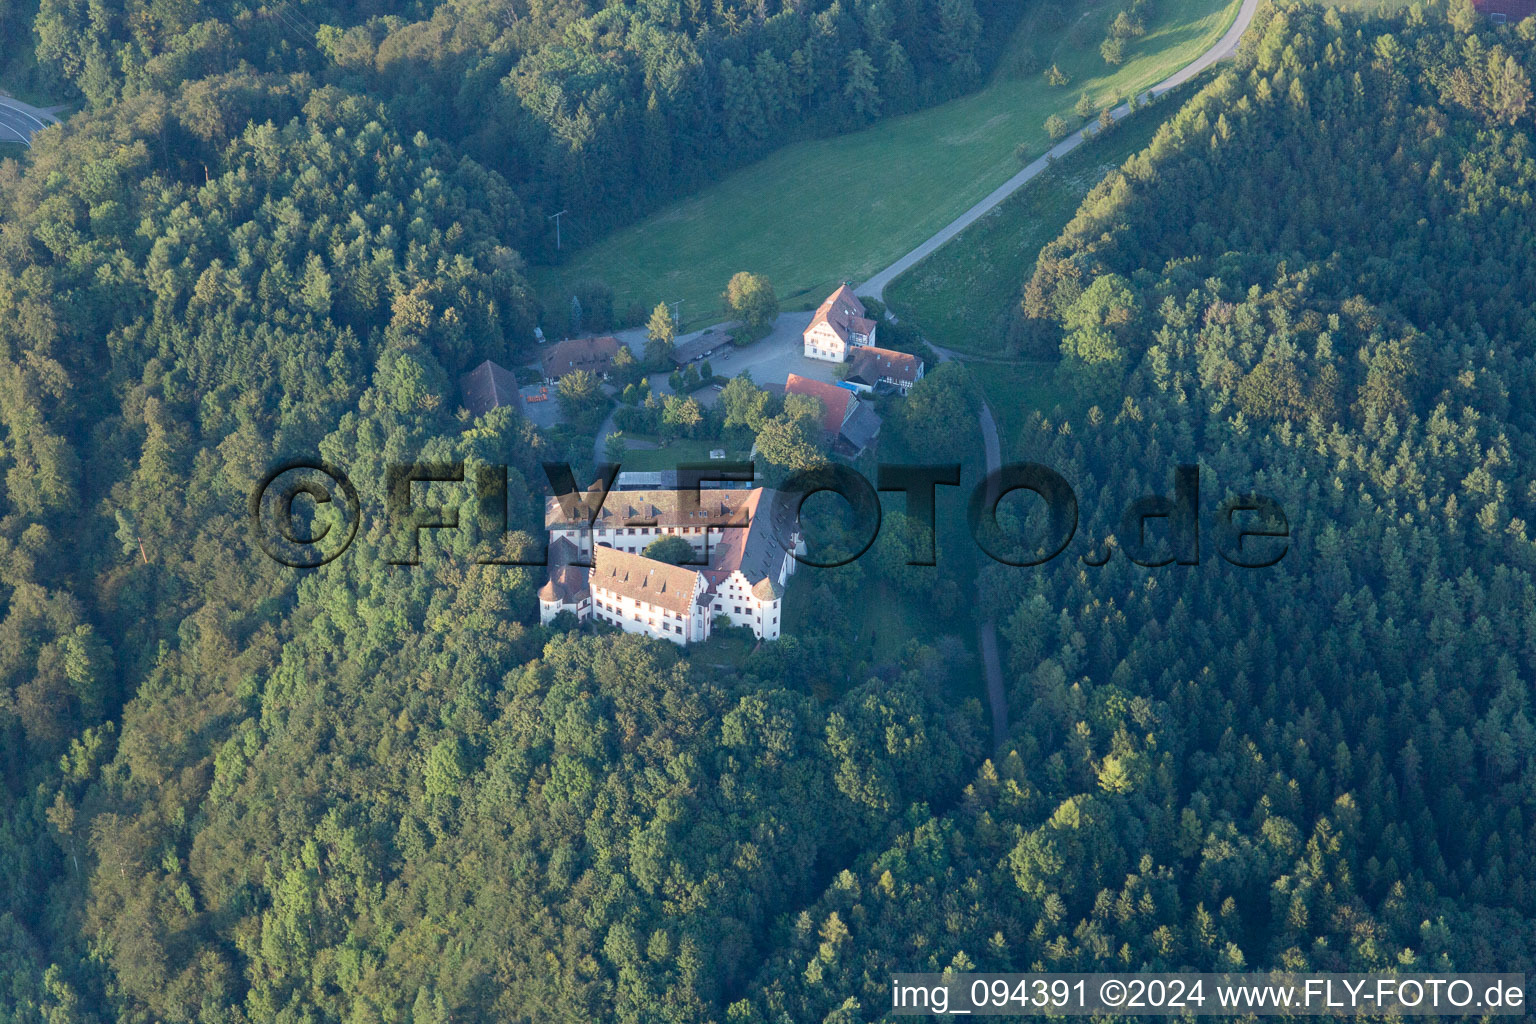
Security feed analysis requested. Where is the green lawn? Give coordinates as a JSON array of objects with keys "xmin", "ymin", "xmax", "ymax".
[
  {"xmin": 978, "ymin": 362, "xmax": 1097, "ymax": 458},
  {"xmin": 685, "ymin": 629, "xmax": 758, "ymax": 669},
  {"xmin": 884, "ymin": 77, "xmax": 1205, "ymax": 357},
  {"xmin": 534, "ymin": 0, "xmax": 1240, "ymax": 332},
  {"xmin": 857, "ymin": 580, "xmax": 939, "ymax": 648},
  {"xmin": 613, "ymin": 438, "xmax": 744, "ymax": 471}
]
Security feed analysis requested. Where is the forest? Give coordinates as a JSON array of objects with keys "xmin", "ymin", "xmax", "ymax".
[
  {"xmin": 731, "ymin": 3, "xmax": 1536, "ymax": 1019},
  {"xmin": 11, "ymin": 0, "xmax": 1020, "ymax": 258},
  {"xmin": 2, "ymin": 0, "xmax": 1536, "ymax": 1021}
]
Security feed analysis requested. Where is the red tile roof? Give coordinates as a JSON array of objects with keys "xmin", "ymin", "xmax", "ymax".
[
  {"xmin": 592, "ymin": 545, "xmax": 700, "ymax": 615},
  {"xmin": 538, "ymin": 564, "xmax": 589, "ymax": 604},
  {"xmin": 807, "ymin": 285, "xmax": 875, "ymax": 347},
  {"xmin": 785, "ymin": 373, "xmax": 854, "ymax": 435},
  {"xmin": 545, "ymin": 489, "xmax": 753, "ymax": 531},
  {"xmin": 695, "ymin": 488, "xmax": 793, "ymax": 599}
]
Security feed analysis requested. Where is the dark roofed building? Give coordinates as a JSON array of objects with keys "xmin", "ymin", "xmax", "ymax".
[
  {"xmin": 538, "ymin": 538, "xmax": 591, "ymax": 621},
  {"xmin": 699, "ymin": 489, "xmax": 790, "ymax": 591},
  {"xmin": 836, "ymin": 403, "xmax": 882, "ymax": 456},
  {"xmin": 460, "ymin": 359, "xmax": 525, "ymax": 417},
  {"xmin": 541, "ymin": 335, "xmax": 621, "ymax": 382},
  {"xmin": 846, "ymin": 346, "xmax": 924, "ymax": 394},
  {"xmin": 1474, "ymin": 0, "xmax": 1536, "ymax": 21},
  {"xmin": 538, "ymin": 564, "xmax": 590, "ymax": 606},
  {"xmin": 671, "ymin": 332, "xmax": 733, "ymax": 367},
  {"xmin": 782, "ymin": 373, "xmax": 880, "ymax": 455}
]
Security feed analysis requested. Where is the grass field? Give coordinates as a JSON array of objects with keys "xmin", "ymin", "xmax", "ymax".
[
  {"xmin": 685, "ymin": 629, "xmax": 757, "ymax": 670},
  {"xmin": 976, "ymin": 362, "xmax": 1096, "ymax": 457},
  {"xmin": 882, "ymin": 82, "xmax": 1203, "ymax": 454},
  {"xmin": 883, "ymin": 77, "xmax": 1204, "ymax": 357},
  {"xmin": 534, "ymin": 0, "xmax": 1240, "ymax": 332},
  {"xmin": 612, "ymin": 438, "xmax": 744, "ymax": 471}
]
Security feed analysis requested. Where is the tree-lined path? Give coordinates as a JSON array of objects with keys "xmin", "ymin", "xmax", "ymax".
[{"xmin": 867, "ymin": 0, "xmax": 1264, "ymax": 751}]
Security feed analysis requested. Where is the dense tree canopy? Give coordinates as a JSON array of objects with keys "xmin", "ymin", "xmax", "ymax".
[
  {"xmin": 4, "ymin": 0, "xmax": 1536, "ymax": 1022},
  {"xmin": 19, "ymin": 0, "xmax": 1024, "ymax": 260},
  {"xmin": 725, "ymin": 3, "xmax": 1536, "ymax": 1018}
]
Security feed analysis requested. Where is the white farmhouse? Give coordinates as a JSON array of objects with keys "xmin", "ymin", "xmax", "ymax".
[{"xmin": 803, "ymin": 285, "xmax": 877, "ymax": 362}]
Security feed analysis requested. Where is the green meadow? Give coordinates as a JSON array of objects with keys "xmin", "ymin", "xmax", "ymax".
[
  {"xmin": 883, "ymin": 78, "xmax": 1207, "ymax": 455},
  {"xmin": 883, "ymin": 75, "xmax": 1204, "ymax": 357},
  {"xmin": 535, "ymin": 0, "xmax": 1240, "ymax": 331}
]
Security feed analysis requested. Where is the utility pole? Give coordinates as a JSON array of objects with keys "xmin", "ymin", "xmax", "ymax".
[
  {"xmin": 549, "ymin": 209, "xmax": 568, "ymax": 250},
  {"xmin": 669, "ymin": 300, "xmax": 683, "ymax": 328}
]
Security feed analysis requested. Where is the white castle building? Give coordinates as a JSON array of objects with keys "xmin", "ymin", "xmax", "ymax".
[{"xmin": 538, "ymin": 487, "xmax": 803, "ymax": 644}]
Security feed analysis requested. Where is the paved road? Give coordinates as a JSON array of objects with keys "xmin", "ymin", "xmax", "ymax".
[
  {"xmin": 865, "ymin": 0, "xmax": 1262, "ymax": 754},
  {"xmin": 974, "ymin": 396, "xmax": 1007, "ymax": 753},
  {"xmin": 589, "ymin": 0, "xmax": 1264, "ymax": 746},
  {"xmin": 0, "ymin": 95, "xmax": 61, "ymax": 148},
  {"xmin": 928, "ymin": 339, "xmax": 1010, "ymax": 753},
  {"xmin": 614, "ymin": 311, "xmax": 827, "ymax": 388},
  {"xmin": 858, "ymin": 0, "xmax": 1263, "ymax": 302}
]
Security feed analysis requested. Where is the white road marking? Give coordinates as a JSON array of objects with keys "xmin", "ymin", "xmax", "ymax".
[
  {"xmin": 0, "ymin": 100, "xmax": 49, "ymax": 131},
  {"xmin": 0, "ymin": 118, "xmax": 32, "ymax": 147}
]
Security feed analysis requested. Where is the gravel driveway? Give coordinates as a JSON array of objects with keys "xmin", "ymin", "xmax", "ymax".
[{"xmin": 615, "ymin": 310, "xmax": 841, "ymax": 390}]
